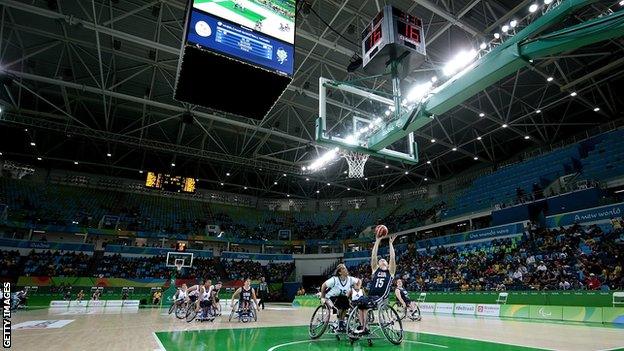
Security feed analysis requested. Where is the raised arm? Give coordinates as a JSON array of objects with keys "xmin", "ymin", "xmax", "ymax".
[
  {"xmin": 389, "ymin": 235, "xmax": 397, "ymax": 276},
  {"xmin": 371, "ymin": 237, "xmax": 382, "ymax": 272}
]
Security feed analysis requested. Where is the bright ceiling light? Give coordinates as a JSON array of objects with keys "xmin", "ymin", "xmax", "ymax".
[
  {"xmin": 106, "ymin": 153, "xmax": 112, "ymax": 157},
  {"xmin": 244, "ymin": 186, "xmax": 248, "ymax": 190},
  {"xmin": 479, "ymin": 112, "xmax": 485, "ymax": 117},
  {"xmin": 431, "ymin": 76, "xmax": 438, "ymax": 83},
  {"xmin": 594, "ymin": 107, "xmax": 600, "ymax": 112},
  {"xmin": 316, "ymin": 190, "xmax": 320, "ymax": 194},
  {"xmin": 220, "ymin": 182, "xmax": 224, "ymax": 186},
  {"xmin": 404, "ymin": 171, "xmax": 409, "ymax": 175},
  {"xmin": 364, "ymin": 177, "xmax": 368, "ymax": 180},
  {"xmin": 529, "ymin": 4, "xmax": 539, "ymax": 12},
  {"xmin": 347, "ymin": 188, "xmax": 351, "ymax": 191},
  {"xmin": 524, "ymin": 135, "xmax": 531, "ymax": 140},
  {"xmin": 494, "ymin": 33, "xmax": 501, "ymax": 39},
  {"xmin": 443, "ymin": 49, "xmax": 478, "ymax": 76},
  {"xmin": 431, "ymin": 139, "xmax": 436, "ymax": 143},
  {"xmin": 547, "ymin": 77, "xmax": 554, "ymax": 82},
  {"xmin": 452, "ymin": 147, "xmax": 457, "ymax": 151},
  {"xmin": 171, "ymin": 163, "xmax": 175, "ymax": 167},
  {"xmin": 345, "ymin": 134, "xmax": 358, "ymax": 145},
  {"xmin": 305, "ymin": 178, "xmax": 309, "ymax": 181},
  {"xmin": 406, "ymin": 81, "xmax": 433, "ymax": 102},
  {"xmin": 283, "ymin": 173, "xmax": 287, "ymax": 177},
  {"xmin": 327, "ymin": 183, "xmax": 330, "ymax": 186},
  {"xmin": 381, "ymin": 184, "xmax": 385, "ymax": 187},
  {"xmin": 502, "ymin": 25, "xmax": 510, "ymax": 33},
  {"xmin": 384, "ymin": 165, "xmax": 389, "ymax": 168},
  {"xmin": 570, "ymin": 92, "xmax": 577, "ymax": 97},
  {"xmin": 474, "ymin": 156, "xmax": 479, "ymax": 160},
  {"xmin": 226, "ymin": 172, "xmax": 231, "ymax": 176},
  {"xmin": 510, "ymin": 20, "xmax": 518, "ymax": 28},
  {"xmin": 477, "ymin": 136, "xmax": 482, "ymax": 140},
  {"xmin": 620, "ymin": 0, "xmax": 624, "ymax": 6},
  {"xmin": 273, "ymin": 181, "xmax": 278, "ymax": 185},
  {"xmin": 30, "ymin": 142, "xmax": 36, "ymax": 146},
  {"xmin": 306, "ymin": 147, "xmax": 340, "ymax": 172},
  {"xmin": 74, "ymin": 161, "xmax": 79, "ymax": 165},
  {"xmin": 139, "ymin": 170, "xmax": 143, "ymax": 174},
  {"xmin": 502, "ymin": 124, "xmax": 508, "ymax": 128},
  {"xmin": 385, "ymin": 110, "xmax": 391, "ymax": 116},
  {"xmin": 479, "ymin": 42, "xmax": 487, "ymax": 50},
  {"xmin": 286, "ymin": 194, "xmax": 290, "ymax": 197},
  {"xmin": 424, "ymin": 178, "xmax": 428, "ymax": 181},
  {"xmin": 536, "ymin": 109, "xmax": 542, "ymax": 114},
  {"xmin": 37, "ymin": 157, "xmax": 42, "ymax": 161},
  {"xmin": 544, "ymin": 0, "xmax": 553, "ymax": 4}
]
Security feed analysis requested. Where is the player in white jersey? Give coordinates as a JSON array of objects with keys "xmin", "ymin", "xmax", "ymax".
[
  {"xmin": 349, "ymin": 279, "xmax": 364, "ymax": 305},
  {"xmin": 320, "ymin": 263, "xmax": 359, "ymax": 332}
]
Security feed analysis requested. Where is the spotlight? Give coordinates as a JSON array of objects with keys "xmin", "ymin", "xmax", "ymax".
[
  {"xmin": 316, "ymin": 190, "xmax": 320, "ymax": 194},
  {"xmin": 30, "ymin": 142, "xmax": 36, "ymax": 146},
  {"xmin": 452, "ymin": 147, "xmax": 457, "ymax": 151},
  {"xmin": 327, "ymin": 183, "xmax": 330, "ymax": 186},
  {"xmin": 570, "ymin": 92, "xmax": 577, "ymax": 97},
  {"xmin": 479, "ymin": 42, "xmax": 487, "ymax": 50},
  {"xmin": 274, "ymin": 181, "xmax": 278, "ymax": 185},
  {"xmin": 502, "ymin": 25, "xmax": 509, "ymax": 33},
  {"xmin": 139, "ymin": 170, "xmax": 144, "ymax": 174},
  {"xmin": 37, "ymin": 157, "xmax": 42, "ymax": 161},
  {"xmin": 510, "ymin": 20, "xmax": 518, "ymax": 28},
  {"xmin": 479, "ymin": 112, "xmax": 485, "ymax": 117},
  {"xmin": 220, "ymin": 182, "xmax": 224, "ymax": 186},
  {"xmin": 171, "ymin": 163, "xmax": 176, "ymax": 167},
  {"xmin": 431, "ymin": 139, "xmax": 436, "ymax": 143},
  {"xmin": 305, "ymin": 178, "xmax": 310, "ymax": 181},
  {"xmin": 477, "ymin": 136, "xmax": 482, "ymax": 140},
  {"xmin": 443, "ymin": 49, "xmax": 478, "ymax": 76},
  {"xmin": 524, "ymin": 135, "xmax": 530, "ymax": 140},
  {"xmin": 594, "ymin": 107, "xmax": 600, "ymax": 112},
  {"xmin": 347, "ymin": 188, "xmax": 351, "ymax": 191},
  {"xmin": 385, "ymin": 110, "xmax": 391, "ymax": 116},
  {"xmin": 106, "ymin": 153, "xmax": 112, "ymax": 157},
  {"xmin": 547, "ymin": 77, "xmax": 554, "ymax": 82},
  {"xmin": 381, "ymin": 184, "xmax": 385, "ymax": 187},
  {"xmin": 474, "ymin": 156, "xmax": 479, "ymax": 160},
  {"xmin": 494, "ymin": 33, "xmax": 501, "ymax": 39},
  {"xmin": 502, "ymin": 124, "xmax": 508, "ymax": 128},
  {"xmin": 431, "ymin": 76, "xmax": 438, "ymax": 83},
  {"xmin": 426, "ymin": 160, "xmax": 431, "ymax": 164},
  {"xmin": 385, "ymin": 165, "xmax": 389, "ymax": 169},
  {"xmin": 286, "ymin": 194, "xmax": 290, "ymax": 197},
  {"xmin": 283, "ymin": 173, "xmax": 287, "ymax": 177},
  {"xmin": 544, "ymin": 0, "xmax": 553, "ymax": 4},
  {"xmin": 424, "ymin": 178, "xmax": 428, "ymax": 181},
  {"xmin": 536, "ymin": 109, "xmax": 542, "ymax": 114},
  {"xmin": 74, "ymin": 161, "xmax": 79, "ymax": 165},
  {"xmin": 244, "ymin": 186, "xmax": 248, "ymax": 190},
  {"xmin": 529, "ymin": 4, "xmax": 539, "ymax": 12},
  {"xmin": 226, "ymin": 172, "xmax": 230, "ymax": 176}
]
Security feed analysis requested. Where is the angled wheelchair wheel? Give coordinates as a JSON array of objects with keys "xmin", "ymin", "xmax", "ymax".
[
  {"xmin": 185, "ymin": 305, "xmax": 198, "ymax": 323},
  {"xmin": 409, "ymin": 304, "xmax": 422, "ymax": 321},
  {"xmin": 175, "ymin": 302, "xmax": 187, "ymax": 319},
  {"xmin": 168, "ymin": 302, "xmax": 176, "ymax": 315},
  {"xmin": 309, "ymin": 304, "xmax": 330, "ymax": 339},
  {"xmin": 392, "ymin": 302, "xmax": 407, "ymax": 321},
  {"xmin": 346, "ymin": 305, "xmax": 363, "ymax": 340},
  {"xmin": 378, "ymin": 304, "xmax": 403, "ymax": 345}
]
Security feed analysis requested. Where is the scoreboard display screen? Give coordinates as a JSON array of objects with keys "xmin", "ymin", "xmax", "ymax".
[
  {"xmin": 145, "ymin": 172, "xmax": 197, "ymax": 193},
  {"xmin": 186, "ymin": 0, "xmax": 295, "ymax": 76}
]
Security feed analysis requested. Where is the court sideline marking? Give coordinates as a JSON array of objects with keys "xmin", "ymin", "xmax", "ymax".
[{"xmin": 266, "ymin": 338, "xmax": 449, "ymax": 351}]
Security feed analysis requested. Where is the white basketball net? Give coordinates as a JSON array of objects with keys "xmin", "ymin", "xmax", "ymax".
[
  {"xmin": 341, "ymin": 150, "xmax": 369, "ymax": 178},
  {"xmin": 174, "ymin": 259, "xmax": 184, "ymax": 272}
]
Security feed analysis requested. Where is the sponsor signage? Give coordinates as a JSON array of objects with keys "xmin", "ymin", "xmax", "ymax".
[
  {"xmin": 87, "ymin": 300, "xmax": 105, "ymax": 307},
  {"xmin": 419, "ymin": 302, "xmax": 436, "ymax": 313},
  {"xmin": 69, "ymin": 300, "xmax": 87, "ymax": 307},
  {"xmin": 453, "ymin": 303, "xmax": 476, "ymax": 315},
  {"xmin": 435, "ymin": 303, "xmax": 454, "ymax": 314},
  {"xmin": 49, "ymin": 301, "xmax": 70, "ymax": 308},
  {"xmin": 546, "ymin": 202, "xmax": 624, "ymax": 227},
  {"xmin": 105, "ymin": 300, "xmax": 123, "ymax": 307},
  {"xmin": 122, "ymin": 300, "xmax": 140, "ymax": 308},
  {"xmin": 529, "ymin": 305, "xmax": 563, "ymax": 320},
  {"xmin": 476, "ymin": 304, "xmax": 501, "ymax": 317}
]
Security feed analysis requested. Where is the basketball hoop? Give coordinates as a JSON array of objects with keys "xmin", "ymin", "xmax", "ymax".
[
  {"xmin": 174, "ymin": 259, "xmax": 184, "ymax": 272},
  {"xmin": 342, "ymin": 150, "xmax": 369, "ymax": 178}
]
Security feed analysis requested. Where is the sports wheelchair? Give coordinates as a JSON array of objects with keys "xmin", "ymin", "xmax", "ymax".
[
  {"xmin": 168, "ymin": 298, "xmax": 189, "ymax": 319},
  {"xmin": 392, "ymin": 301, "xmax": 422, "ymax": 321},
  {"xmin": 308, "ymin": 300, "xmax": 374, "ymax": 341},
  {"xmin": 186, "ymin": 300, "xmax": 218, "ymax": 323},
  {"xmin": 346, "ymin": 299, "xmax": 403, "ymax": 346},
  {"xmin": 228, "ymin": 300, "xmax": 257, "ymax": 323}
]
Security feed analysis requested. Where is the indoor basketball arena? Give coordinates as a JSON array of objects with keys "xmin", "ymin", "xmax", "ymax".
[{"xmin": 1, "ymin": 0, "xmax": 624, "ymax": 350}]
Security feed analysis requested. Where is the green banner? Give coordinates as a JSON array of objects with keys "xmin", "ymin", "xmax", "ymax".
[
  {"xmin": 602, "ymin": 307, "xmax": 624, "ymax": 324},
  {"xmin": 529, "ymin": 305, "xmax": 563, "ymax": 321},
  {"xmin": 292, "ymin": 295, "xmax": 319, "ymax": 308},
  {"xmin": 500, "ymin": 304, "xmax": 530, "ymax": 318},
  {"xmin": 562, "ymin": 306, "xmax": 603, "ymax": 323},
  {"xmin": 408, "ymin": 291, "xmax": 619, "ymax": 307}
]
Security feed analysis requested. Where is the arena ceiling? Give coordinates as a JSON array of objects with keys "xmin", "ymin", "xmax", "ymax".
[{"xmin": 0, "ymin": 0, "xmax": 623, "ymax": 199}]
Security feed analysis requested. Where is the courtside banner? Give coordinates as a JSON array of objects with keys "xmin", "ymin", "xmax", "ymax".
[
  {"xmin": 49, "ymin": 301, "xmax": 70, "ymax": 308},
  {"xmin": 87, "ymin": 300, "xmax": 105, "ymax": 307},
  {"xmin": 435, "ymin": 303, "xmax": 454, "ymax": 314},
  {"xmin": 68, "ymin": 300, "xmax": 87, "ymax": 307},
  {"xmin": 453, "ymin": 303, "xmax": 476, "ymax": 315},
  {"xmin": 122, "ymin": 300, "xmax": 140, "ymax": 307},
  {"xmin": 419, "ymin": 303, "xmax": 436, "ymax": 313},
  {"xmin": 476, "ymin": 304, "xmax": 501, "ymax": 317},
  {"xmin": 106, "ymin": 300, "xmax": 123, "ymax": 307}
]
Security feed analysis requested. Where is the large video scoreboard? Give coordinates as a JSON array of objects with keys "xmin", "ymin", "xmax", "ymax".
[
  {"xmin": 145, "ymin": 172, "xmax": 196, "ymax": 193},
  {"xmin": 175, "ymin": 0, "xmax": 296, "ymax": 119}
]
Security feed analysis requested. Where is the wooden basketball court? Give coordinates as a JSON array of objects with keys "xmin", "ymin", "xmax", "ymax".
[{"xmin": 10, "ymin": 304, "xmax": 624, "ymax": 350}]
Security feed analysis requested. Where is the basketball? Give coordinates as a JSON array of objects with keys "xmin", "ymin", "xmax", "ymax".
[{"xmin": 375, "ymin": 224, "xmax": 389, "ymax": 238}]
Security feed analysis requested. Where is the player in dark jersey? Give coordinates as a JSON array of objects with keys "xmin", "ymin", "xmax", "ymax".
[
  {"xmin": 395, "ymin": 279, "xmax": 421, "ymax": 321},
  {"xmin": 211, "ymin": 281, "xmax": 222, "ymax": 316},
  {"xmin": 354, "ymin": 234, "xmax": 396, "ymax": 334},
  {"xmin": 231, "ymin": 278, "xmax": 258, "ymax": 315}
]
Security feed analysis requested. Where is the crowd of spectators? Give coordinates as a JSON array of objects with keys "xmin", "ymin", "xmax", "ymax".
[
  {"xmin": 1, "ymin": 250, "xmax": 295, "ymax": 284},
  {"xmin": 349, "ymin": 223, "xmax": 623, "ymax": 292}
]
